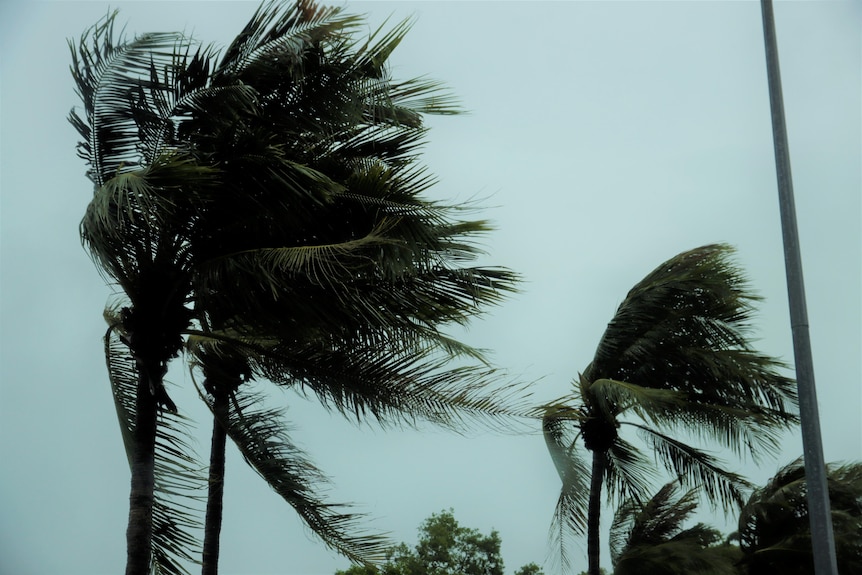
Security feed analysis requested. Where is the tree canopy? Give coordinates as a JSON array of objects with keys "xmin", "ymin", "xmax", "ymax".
[
  {"xmin": 542, "ymin": 244, "xmax": 798, "ymax": 575},
  {"xmin": 335, "ymin": 510, "xmax": 544, "ymax": 575},
  {"xmin": 69, "ymin": 1, "xmax": 522, "ymax": 572}
]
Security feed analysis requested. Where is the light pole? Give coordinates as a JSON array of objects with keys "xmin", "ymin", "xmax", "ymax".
[{"xmin": 759, "ymin": 1, "xmax": 839, "ymax": 574}]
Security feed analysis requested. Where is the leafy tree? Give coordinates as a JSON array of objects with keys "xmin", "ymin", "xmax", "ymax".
[
  {"xmin": 736, "ymin": 458, "xmax": 862, "ymax": 575},
  {"xmin": 335, "ymin": 510, "xmax": 543, "ymax": 575},
  {"xmin": 542, "ymin": 244, "xmax": 798, "ymax": 575},
  {"xmin": 514, "ymin": 564, "xmax": 545, "ymax": 575},
  {"xmin": 609, "ymin": 482, "xmax": 740, "ymax": 575},
  {"xmin": 70, "ymin": 1, "xmax": 521, "ymax": 573}
]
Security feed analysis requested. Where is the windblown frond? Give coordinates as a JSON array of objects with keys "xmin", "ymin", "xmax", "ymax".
[
  {"xmin": 189, "ymin": 333, "xmax": 533, "ymax": 434},
  {"xmin": 542, "ymin": 413, "xmax": 590, "ymax": 571},
  {"xmin": 201, "ymin": 382, "xmax": 390, "ymax": 566},
  {"xmin": 627, "ymin": 422, "xmax": 749, "ymax": 509},
  {"xmin": 604, "ymin": 437, "xmax": 655, "ymax": 505},
  {"xmin": 105, "ymin": 315, "xmax": 203, "ymax": 575}
]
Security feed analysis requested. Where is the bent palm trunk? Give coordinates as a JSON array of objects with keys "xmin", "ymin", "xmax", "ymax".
[
  {"xmin": 126, "ymin": 367, "xmax": 159, "ymax": 575},
  {"xmin": 202, "ymin": 393, "xmax": 229, "ymax": 575},
  {"xmin": 587, "ymin": 450, "xmax": 607, "ymax": 575}
]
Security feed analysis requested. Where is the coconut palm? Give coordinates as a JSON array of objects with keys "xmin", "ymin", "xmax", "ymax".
[
  {"xmin": 609, "ymin": 482, "xmax": 740, "ymax": 575},
  {"xmin": 542, "ymin": 244, "xmax": 798, "ymax": 575},
  {"xmin": 736, "ymin": 458, "xmax": 862, "ymax": 575},
  {"xmin": 70, "ymin": 2, "xmax": 521, "ymax": 574}
]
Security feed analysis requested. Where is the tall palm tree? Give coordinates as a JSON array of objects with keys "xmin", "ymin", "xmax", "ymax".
[
  {"xmin": 736, "ymin": 458, "xmax": 862, "ymax": 575},
  {"xmin": 70, "ymin": 2, "xmax": 522, "ymax": 574},
  {"xmin": 609, "ymin": 482, "xmax": 740, "ymax": 575},
  {"xmin": 542, "ymin": 244, "xmax": 798, "ymax": 575}
]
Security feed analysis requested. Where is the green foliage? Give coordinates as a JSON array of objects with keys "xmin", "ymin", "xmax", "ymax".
[
  {"xmin": 542, "ymin": 244, "xmax": 799, "ymax": 572},
  {"xmin": 736, "ymin": 459, "xmax": 862, "ymax": 575},
  {"xmin": 335, "ymin": 510, "xmax": 543, "ymax": 575},
  {"xmin": 71, "ymin": 0, "xmax": 523, "ymax": 572},
  {"xmin": 514, "ymin": 564, "xmax": 545, "ymax": 575},
  {"xmin": 610, "ymin": 482, "xmax": 741, "ymax": 575}
]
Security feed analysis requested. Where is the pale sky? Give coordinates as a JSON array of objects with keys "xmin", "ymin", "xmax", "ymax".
[{"xmin": 0, "ymin": 1, "xmax": 859, "ymax": 574}]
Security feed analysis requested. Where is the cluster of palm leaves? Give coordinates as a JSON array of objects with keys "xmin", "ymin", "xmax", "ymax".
[
  {"xmin": 71, "ymin": 2, "xmax": 812, "ymax": 575},
  {"xmin": 542, "ymin": 244, "xmax": 799, "ymax": 575},
  {"xmin": 736, "ymin": 458, "xmax": 862, "ymax": 575},
  {"xmin": 604, "ymin": 458, "xmax": 862, "ymax": 575},
  {"xmin": 70, "ymin": 2, "xmax": 525, "ymax": 574}
]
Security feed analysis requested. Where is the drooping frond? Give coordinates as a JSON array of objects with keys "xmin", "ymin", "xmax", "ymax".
[
  {"xmin": 542, "ymin": 412, "xmax": 590, "ymax": 571},
  {"xmin": 201, "ymin": 382, "xmax": 390, "ymax": 566},
  {"xmin": 628, "ymin": 422, "xmax": 749, "ymax": 510},
  {"xmin": 603, "ymin": 437, "xmax": 656, "ymax": 506},
  {"xmin": 105, "ymin": 313, "xmax": 137, "ymax": 463},
  {"xmin": 189, "ymin": 333, "xmax": 533, "ymax": 434},
  {"xmin": 105, "ymin": 315, "xmax": 203, "ymax": 575}
]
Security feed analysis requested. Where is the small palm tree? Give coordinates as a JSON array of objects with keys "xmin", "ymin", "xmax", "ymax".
[
  {"xmin": 609, "ymin": 482, "xmax": 740, "ymax": 575},
  {"xmin": 736, "ymin": 458, "xmax": 862, "ymax": 575},
  {"xmin": 70, "ymin": 2, "xmax": 522, "ymax": 574},
  {"xmin": 542, "ymin": 244, "xmax": 798, "ymax": 575}
]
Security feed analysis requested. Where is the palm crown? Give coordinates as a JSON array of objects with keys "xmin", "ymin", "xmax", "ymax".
[
  {"xmin": 542, "ymin": 244, "xmax": 798, "ymax": 574},
  {"xmin": 70, "ymin": 2, "xmax": 522, "ymax": 573}
]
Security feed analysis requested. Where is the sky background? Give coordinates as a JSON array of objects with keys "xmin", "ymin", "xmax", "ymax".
[{"xmin": 0, "ymin": 1, "xmax": 859, "ymax": 574}]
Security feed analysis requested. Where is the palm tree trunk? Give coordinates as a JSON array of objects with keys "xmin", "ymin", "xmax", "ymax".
[
  {"xmin": 202, "ymin": 393, "xmax": 229, "ymax": 575},
  {"xmin": 126, "ymin": 368, "xmax": 158, "ymax": 575},
  {"xmin": 587, "ymin": 449, "xmax": 607, "ymax": 575}
]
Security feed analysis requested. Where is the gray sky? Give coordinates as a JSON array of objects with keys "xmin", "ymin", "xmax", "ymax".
[{"xmin": 0, "ymin": 1, "xmax": 859, "ymax": 574}]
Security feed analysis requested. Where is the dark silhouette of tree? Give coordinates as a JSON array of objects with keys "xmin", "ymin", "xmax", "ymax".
[
  {"xmin": 736, "ymin": 458, "xmax": 862, "ymax": 575},
  {"xmin": 542, "ymin": 244, "xmax": 798, "ymax": 575},
  {"xmin": 70, "ymin": 2, "xmax": 521, "ymax": 573}
]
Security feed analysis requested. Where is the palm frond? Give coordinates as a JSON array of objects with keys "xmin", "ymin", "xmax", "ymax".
[
  {"xmin": 215, "ymin": 0, "xmax": 359, "ymax": 80},
  {"xmin": 200, "ymin": 382, "xmax": 390, "ymax": 566},
  {"xmin": 542, "ymin": 412, "xmax": 590, "ymax": 572},
  {"xmin": 68, "ymin": 10, "xmax": 196, "ymax": 185},
  {"xmin": 604, "ymin": 437, "xmax": 655, "ymax": 505},
  {"xmin": 105, "ymin": 315, "xmax": 137, "ymax": 464},
  {"xmin": 586, "ymin": 378, "xmax": 686, "ymax": 426},
  {"xmin": 628, "ymin": 422, "xmax": 749, "ymax": 510},
  {"xmin": 105, "ymin": 316, "xmax": 203, "ymax": 575}
]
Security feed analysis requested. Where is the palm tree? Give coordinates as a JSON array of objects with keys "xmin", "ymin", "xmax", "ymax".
[
  {"xmin": 70, "ymin": 2, "xmax": 522, "ymax": 574},
  {"xmin": 542, "ymin": 244, "xmax": 798, "ymax": 575},
  {"xmin": 609, "ymin": 482, "xmax": 740, "ymax": 575},
  {"xmin": 736, "ymin": 458, "xmax": 862, "ymax": 575}
]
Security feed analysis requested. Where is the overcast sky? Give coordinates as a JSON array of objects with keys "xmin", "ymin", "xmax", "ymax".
[{"xmin": 0, "ymin": 1, "xmax": 859, "ymax": 574}]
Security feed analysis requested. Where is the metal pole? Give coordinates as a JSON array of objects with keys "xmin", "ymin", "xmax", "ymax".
[{"xmin": 759, "ymin": 2, "xmax": 839, "ymax": 574}]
